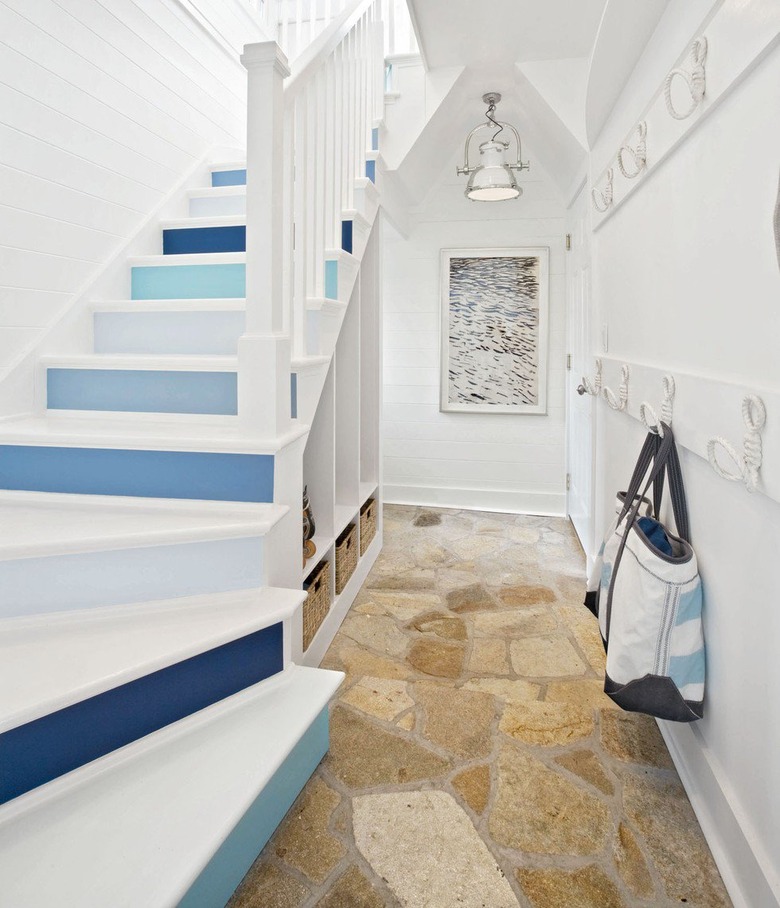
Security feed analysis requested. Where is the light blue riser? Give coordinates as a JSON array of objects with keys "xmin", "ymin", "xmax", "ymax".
[
  {"xmin": 131, "ymin": 264, "xmax": 245, "ymax": 300},
  {"xmin": 325, "ymin": 261, "xmax": 338, "ymax": 300},
  {"xmin": 190, "ymin": 194, "xmax": 246, "ymax": 218},
  {"xmin": 371, "ymin": 126, "xmax": 379, "ymax": 151},
  {"xmin": 94, "ymin": 312, "xmax": 246, "ymax": 355},
  {"xmin": 211, "ymin": 169, "xmax": 247, "ymax": 187},
  {"xmin": 47, "ymin": 369, "xmax": 238, "ymax": 415},
  {"xmin": 0, "ymin": 446, "xmax": 275, "ymax": 502},
  {"xmin": 179, "ymin": 707, "xmax": 329, "ymax": 908},
  {"xmin": 0, "ymin": 537, "xmax": 264, "ymax": 620}
]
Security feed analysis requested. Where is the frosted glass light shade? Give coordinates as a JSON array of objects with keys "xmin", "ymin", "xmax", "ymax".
[{"xmin": 465, "ymin": 141, "xmax": 521, "ymax": 201}]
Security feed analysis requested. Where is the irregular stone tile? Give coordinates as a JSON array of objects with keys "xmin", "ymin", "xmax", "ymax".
[
  {"xmin": 366, "ymin": 570, "xmax": 437, "ymax": 591},
  {"xmin": 622, "ymin": 773, "xmax": 730, "ymax": 906},
  {"xmin": 396, "ymin": 711, "xmax": 415, "ymax": 730},
  {"xmin": 227, "ymin": 860, "xmax": 309, "ymax": 908},
  {"xmin": 517, "ymin": 865, "xmax": 625, "ymax": 908},
  {"xmin": 545, "ymin": 679, "xmax": 618, "ymax": 709},
  {"xmin": 472, "ymin": 608, "xmax": 558, "ymax": 639},
  {"xmin": 317, "ymin": 866, "xmax": 386, "ymax": 908},
  {"xmin": 452, "ymin": 764, "xmax": 491, "ymax": 814},
  {"xmin": 409, "ymin": 610, "xmax": 467, "ymax": 641},
  {"xmin": 353, "ymin": 791, "xmax": 518, "ymax": 908},
  {"xmin": 600, "ymin": 710, "xmax": 674, "ymax": 769},
  {"xmin": 614, "ymin": 822, "xmax": 654, "ymax": 899},
  {"xmin": 472, "ymin": 516, "xmax": 514, "ymax": 533},
  {"xmin": 541, "ymin": 530, "xmax": 567, "ymax": 545},
  {"xmin": 555, "ymin": 749, "xmax": 614, "ymax": 795},
  {"xmin": 326, "ymin": 707, "xmax": 450, "ymax": 789},
  {"xmin": 340, "ymin": 676, "xmax": 414, "ymax": 722},
  {"xmin": 497, "ymin": 584, "xmax": 556, "ymax": 607},
  {"xmin": 359, "ymin": 590, "xmax": 444, "ymax": 620},
  {"xmin": 340, "ymin": 614, "xmax": 409, "ymax": 658},
  {"xmin": 510, "ymin": 635, "xmax": 587, "ymax": 677},
  {"xmin": 273, "ymin": 777, "xmax": 346, "ymax": 884},
  {"xmin": 570, "ymin": 622, "xmax": 607, "ymax": 672},
  {"xmin": 499, "ymin": 701, "xmax": 593, "ymax": 746},
  {"xmin": 435, "ymin": 568, "xmax": 482, "ymax": 591},
  {"xmin": 414, "ymin": 510, "xmax": 442, "ymax": 527},
  {"xmin": 338, "ymin": 645, "xmax": 413, "ymax": 681},
  {"xmin": 448, "ymin": 534, "xmax": 509, "ymax": 560},
  {"xmin": 415, "ymin": 682, "xmax": 494, "ymax": 759},
  {"xmin": 407, "ymin": 638, "xmax": 465, "ymax": 679},
  {"xmin": 463, "ymin": 677, "xmax": 540, "ymax": 704},
  {"xmin": 490, "ymin": 746, "xmax": 610, "ymax": 855},
  {"xmin": 467, "ymin": 639, "xmax": 512, "ymax": 676},
  {"xmin": 505, "ymin": 525, "xmax": 542, "ymax": 545},
  {"xmin": 446, "ymin": 583, "xmax": 497, "ymax": 614},
  {"xmin": 412, "ymin": 538, "xmax": 454, "ymax": 566}
]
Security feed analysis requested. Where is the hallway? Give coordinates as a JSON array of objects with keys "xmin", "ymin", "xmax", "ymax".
[{"xmin": 230, "ymin": 505, "xmax": 730, "ymax": 908}]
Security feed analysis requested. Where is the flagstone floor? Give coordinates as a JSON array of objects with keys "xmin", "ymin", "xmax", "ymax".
[{"xmin": 229, "ymin": 504, "xmax": 731, "ymax": 908}]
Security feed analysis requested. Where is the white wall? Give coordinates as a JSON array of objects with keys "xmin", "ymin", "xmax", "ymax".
[
  {"xmin": 589, "ymin": 1, "xmax": 780, "ymax": 903},
  {"xmin": 0, "ymin": 0, "xmax": 265, "ymax": 371},
  {"xmin": 382, "ymin": 151, "xmax": 567, "ymax": 515}
]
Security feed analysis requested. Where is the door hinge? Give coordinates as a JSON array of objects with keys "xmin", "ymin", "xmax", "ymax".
[
  {"xmin": 566, "ymin": 473, "xmax": 571, "ymax": 491},
  {"xmin": 566, "ymin": 353, "xmax": 572, "ymax": 371},
  {"xmin": 565, "ymin": 233, "xmax": 571, "ymax": 251}
]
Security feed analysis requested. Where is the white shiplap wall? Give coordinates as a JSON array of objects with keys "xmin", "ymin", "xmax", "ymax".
[
  {"xmin": 382, "ymin": 152, "xmax": 567, "ymax": 515},
  {"xmin": 0, "ymin": 0, "xmax": 265, "ymax": 370}
]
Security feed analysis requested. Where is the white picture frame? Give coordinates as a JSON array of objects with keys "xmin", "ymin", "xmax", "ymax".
[{"xmin": 439, "ymin": 246, "xmax": 549, "ymax": 414}]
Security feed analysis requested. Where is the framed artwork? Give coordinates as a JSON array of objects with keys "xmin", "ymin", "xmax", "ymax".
[{"xmin": 439, "ymin": 247, "xmax": 549, "ymax": 414}]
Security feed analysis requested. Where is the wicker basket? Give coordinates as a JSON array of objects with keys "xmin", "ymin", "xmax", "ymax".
[
  {"xmin": 335, "ymin": 524, "xmax": 358, "ymax": 594},
  {"xmin": 302, "ymin": 559, "xmax": 330, "ymax": 651},
  {"xmin": 360, "ymin": 498, "xmax": 377, "ymax": 555}
]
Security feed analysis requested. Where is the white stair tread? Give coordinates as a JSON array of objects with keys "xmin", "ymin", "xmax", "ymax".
[
  {"xmin": 42, "ymin": 354, "xmax": 239, "ymax": 371},
  {"xmin": 128, "ymin": 251, "xmax": 245, "ymax": 267},
  {"xmin": 0, "ymin": 586, "xmax": 304, "ymax": 732},
  {"xmin": 291, "ymin": 355, "xmax": 331, "ymax": 371},
  {"xmin": 0, "ymin": 665, "xmax": 343, "ymax": 908},
  {"xmin": 0, "ymin": 490, "xmax": 288, "ymax": 560},
  {"xmin": 159, "ymin": 215, "xmax": 246, "ymax": 230},
  {"xmin": 306, "ymin": 297, "xmax": 347, "ymax": 313},
  {"xmin": 0, "ymin": 415, "xmax": 308, "ymax": 453},
  {"xmin": 91, "ymin": 299, "xmax": 246, "ymax": 312},
  {"xmin": 209, "ymin": 160, "xmax": 246, "ymax": 172},
  {"xmin": 187, "ymin": 185, "xmax": 246, "ymax": 199}
]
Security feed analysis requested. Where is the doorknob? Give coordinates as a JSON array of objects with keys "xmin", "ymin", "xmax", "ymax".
[{"xmin": 576, "ymin": 384, "xmax": 587, "ymax": 396}]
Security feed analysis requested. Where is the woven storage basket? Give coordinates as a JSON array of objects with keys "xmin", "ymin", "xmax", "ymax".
[
  {"xmin": 302, "ymin": 559, "xmax": 330, "ymax": 651},
  {"xmin": 335, "ymin": 524, "xmax": 358, "ymax": 594},
  {"xmin": 360, "ymin": 498, "xmax": 377, "ymax": 555}
]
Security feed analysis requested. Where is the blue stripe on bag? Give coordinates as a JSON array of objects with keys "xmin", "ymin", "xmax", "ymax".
[
  {"xmin": 675, "ymin": 586, "xmax": 702, "ymax": 625},
  {"xmin": 668, "ymin": 650, "xmax": 705, "ymax": 688}
]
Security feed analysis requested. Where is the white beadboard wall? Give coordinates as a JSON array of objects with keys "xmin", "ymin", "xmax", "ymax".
[
  {"xmin": 382, "ymin": 152, "xmax": 567, "ymax": 515},
  {"xmin": 0, "ymin": 0, "xmax": 265, "ymax": 370}
]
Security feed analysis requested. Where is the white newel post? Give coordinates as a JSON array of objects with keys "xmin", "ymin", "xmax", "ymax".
[{"xmin": 239, "ymin": 42, "xmax": 292, "ymax": 435}]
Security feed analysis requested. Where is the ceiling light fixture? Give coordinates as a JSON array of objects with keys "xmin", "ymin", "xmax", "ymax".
[{"xmin": 457, "ymin": 93, "xmax": 530, "ymax": 201}]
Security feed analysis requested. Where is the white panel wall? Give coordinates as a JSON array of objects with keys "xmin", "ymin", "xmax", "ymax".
[
  {"xmin": 589, "ymin": 2, "xmax": 780, "ymax": 904},
  {"xmin": 382, "ymin": 153, "xmax": 567, "ymax": 515},
  {"xmin": 0, "ymin": 0, "xmax": 265, "ymax": 370}
]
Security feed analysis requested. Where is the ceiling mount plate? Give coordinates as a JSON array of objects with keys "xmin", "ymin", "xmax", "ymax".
[{"xmin": 482, "ymin": 92, "xmax": 501, "ymax": 106}]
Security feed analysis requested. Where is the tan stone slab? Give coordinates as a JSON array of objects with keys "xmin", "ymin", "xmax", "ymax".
[
  {"xmin": 355, "ymin": 590, "xmax": 443, "ymax": 620},
  {"xmin": 463, "ymin": 677, "xmax": 540, "ymax": 704},
  {"xmin": 227, "ymin": 861, "xmax": 309, "ymax": 908},
  {"xmin": 407, "ymin": 638, "xmax": 465, "ymax": 678},
  {"xmin": 340, "ymin": 677, "xmax": 414, "ymax": 722},
  {"xmin": 497, "ymin": 584, "xmax": 556, "ymax": 607},
  {"xmin": 409, "ymin": 610, "xmax": 467, "ymax": 641},
  {"xmin": 353, "ymin": 791, "xmax": 519, "ymax": 908},
  {"xmin": 365, "ymin": 569, "xmax": 437, "ymax": 591},
  {"xmin": 452, "ymin": 764, "xmax": 491, "ymax": 815},
  {"xmin": 555, "ymin": 749, "xmax": 615, "ymax": 795},
  {"xmin": 600, "ymin": 710, "xmax": 675, "ymax": 769},
  {"xmin": 510, "ymin": 635, "xmax": 587, "ymax": 677},
  {"xmin": 337, "ymin": 644, "xmax": 413, "ymax": 681},
  {"xmin": 412, "ymin": 537, "xmax": 455, "ymax": 566},
  {"xmin": 448, "ymin": 534, "xmax": 510, "ymax": 559},
  {"xmin": 415, "ymin": 681, "xmax": 494, "ymax": 759},
  {"xmin": 396, "ymin": 711, "xmax": 415, "ymax": 730},
  {"xmin": 326, "ymin": 707, "xmax": 450, "ymax": 789},
  {"xmin": 505, "ymin": 525, "xmax": 542, "ymax": 545},
  {"xmin": 499, "ymin": 701, "xmax": 594, "ymax": 747},
  {"xmin": 273, "ymin": 777, "xmax": 346, "ymax": 884},
  {"xmin": 614, "ymin": 822, "xmax": 654, "ymax": 899},
  {"xmin": 446, "ymin": 583, "xmax": 497, "ymax": 613},
  {"xmin": 490, "ymin": 746, "xmax": 610, "ymax": 855},
  {"xmin": 414, "ymin": 510, "xmax": 442, "ymax": 527},
  {"xmin": 472, "ymin": 608, "xmax": 558, "ymax": 639},
  {"xmin": 517, "ymin": 865, "xmax": 626, "ymax": 908},
  {"xmin": 545, "ymin": 679, "xmax": 619, "ymax": 710},
  {"xmin": 467, "ymin": 639, "xmax": 512, "ymax": 676},
  {"xmin": 317, "ymin": 866, "xmax": 386, "ymax": 908},
  {"xmin": 340, "ymin": 614, "xmax": 409, "ymax": 658}
]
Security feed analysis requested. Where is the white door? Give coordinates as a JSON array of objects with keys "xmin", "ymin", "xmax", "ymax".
[{"xmin": 565, "ymin": 183, "xmax": 595, "ymax": 563}]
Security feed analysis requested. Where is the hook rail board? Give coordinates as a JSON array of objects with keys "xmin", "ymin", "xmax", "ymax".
[
  {"xmin": 596, "ymin": 356, "xmax": 778, "ymax": 503},
  {"xmin": 591, "ymin": 0, "xmax": 780, "ymax": 231}
]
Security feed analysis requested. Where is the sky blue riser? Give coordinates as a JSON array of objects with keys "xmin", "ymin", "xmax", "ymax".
[
  {"xmin": 0, "ymin": 537, "xmax": 264, "ymax": 620},
  {"xmin": 211, "ymin": 169, "xmax": 247, "ymax": 187},
  {"xmin": 47, "ymin": 369, "xmax": 238, "ymax": 416},
  {"xmin": 0, "ymin": 447, "xmax": 275, "ymax": 502},
  {"xmin": 163, "ymin": 226, "xmax": 246, "ymax": 255},
  {"xmin": 94, "ymin": 311, "xmax": 246, "ymax": 355},
  {"xmin": 132, "ymin": 264, "xmax": 246, "ymax": 300},
  {"xmin": 190, "ymin": 194, "xmax": 246, "ymax": 218},
  {"xmin": 179, "ymin": 707, "xmax": 328, "ymax": 908},
  {"xmin": 325, "ymin": 261, "xmax": 338, "ymax": 300},
  {"xmin": 366, "ymin": 160, "xmax": 376, "ymax": 183},
  {"xmin": 0, "ymin": 624, "xmax": 284, "ymax": 805},
  {"xmin": 371, "ymin": 126, "xmax": 379, "ymax": 151}
]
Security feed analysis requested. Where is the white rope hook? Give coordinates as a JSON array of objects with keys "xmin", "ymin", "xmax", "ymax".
[
  {"xmin": 582, "ymin": 358, "xmax": 603, "ymax": 395},
  {"xmin": 591, "ymin": 168, "xmax": 614, "ymax": 213},
  {"xmin": 640, "ymin": 374, "xmax": 675, "ymax": 437},
  {"xmin": 707, "ymin": 396, "xmax": 766, "ymax": 493},
  {"xmin": 603, "ymin": 364, "xmax": 630, "ymax": 411},
  {"xmin": 664, "ymin": 37, "xmax": 708, "ymax": 121},
  {"xmin": 617, "ymin": 122, "xmax": 647, "ymax": 180}
]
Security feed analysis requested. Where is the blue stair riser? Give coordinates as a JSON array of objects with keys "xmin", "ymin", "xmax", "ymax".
[
  {"xmin": 290, "ymin": 373, "xmax": 298, "ymax": 420},
  {"xmin": 0, "ymin": 537, "xmax": 265, "ymax": 620},
  {"xmin": 371, "ymin": 126, "xmax": 379, "ymax": 151},
  {"xmin": 0, "ymin": 446, "xmax": 274, "ymax": 502},
  {"xmin": 163, "ymin": 226, "xmax": 246, "ymax": 255},
  {"xmin": 0, "ymin": 624, "xmax": 284, "ymax": 804},
  {"xmin": 366, "ymin": 159, "xmax": 376, "ymax": 183},
  {"xmin": 179, "ymin": 708, "xmax": 329, "ymax": 908},
  {"xmin": 47, "ymin": 369, "xmax": 237, "ymax": 416},
  {"xmin": 131, "ymin": 263, "xmax": 245, "ymax": 300},
  {"xmin": 325, "ymin": 261, "xmax": 338, "ymax": 300},
  {"xmin": 94, "ymin": 311, "xmax": 246, "ymax": 356},
  {"xmin": 211, "ymin": 169, "xmax": 247, "ymax": 187},
  {"xmin": 190, "ymin": 194, "xmax": 246, "ymax": 219},
  {"xmin": 341, "ymin": 220, "xmax": 353, "ymax": 254}
]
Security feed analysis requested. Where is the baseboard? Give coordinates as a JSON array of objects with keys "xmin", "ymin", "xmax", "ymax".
[
  {"xmin": 383, "ymin": 483, "xmax": 566, "ymax": 517},
  {"xmin": 658, "ymin": 721, "xmax": 780, "ymax": 908}
]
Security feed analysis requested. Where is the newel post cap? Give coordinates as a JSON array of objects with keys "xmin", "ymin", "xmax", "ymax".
[{"xmin": 240, "ymin": 41, "xmax": 291, "ymax": 78}]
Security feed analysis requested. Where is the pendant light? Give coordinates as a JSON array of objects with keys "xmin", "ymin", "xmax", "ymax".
[{"xmin": 457, "ymin": 93, "xmax": 530, "ymax": 201}]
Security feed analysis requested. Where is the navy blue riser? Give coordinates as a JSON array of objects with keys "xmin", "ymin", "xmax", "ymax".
[
  {"xmin": 212, "ymin": 169, "xmax": 247, "ymax": 187},
  {"xmin": 179, "ymin": 708, "xmax": 329, "ymax": 908},
  {"xmin": 341, "ymin": 220, "xmax": 353, "ymax": 254},
  {"xmin": 47, "ymin": 368, "xmax": 237, "ymax": 416},
  {"xmin": 0, "ymin": 446, "xmax": 274, "ymax": 502},
  {"xmin": 0, "ymin": 624, "xmax": 284, "ymax": 804},
  {"xmin": 163, "ymin": 226, "xmax": 246, "ymax": 255}
]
